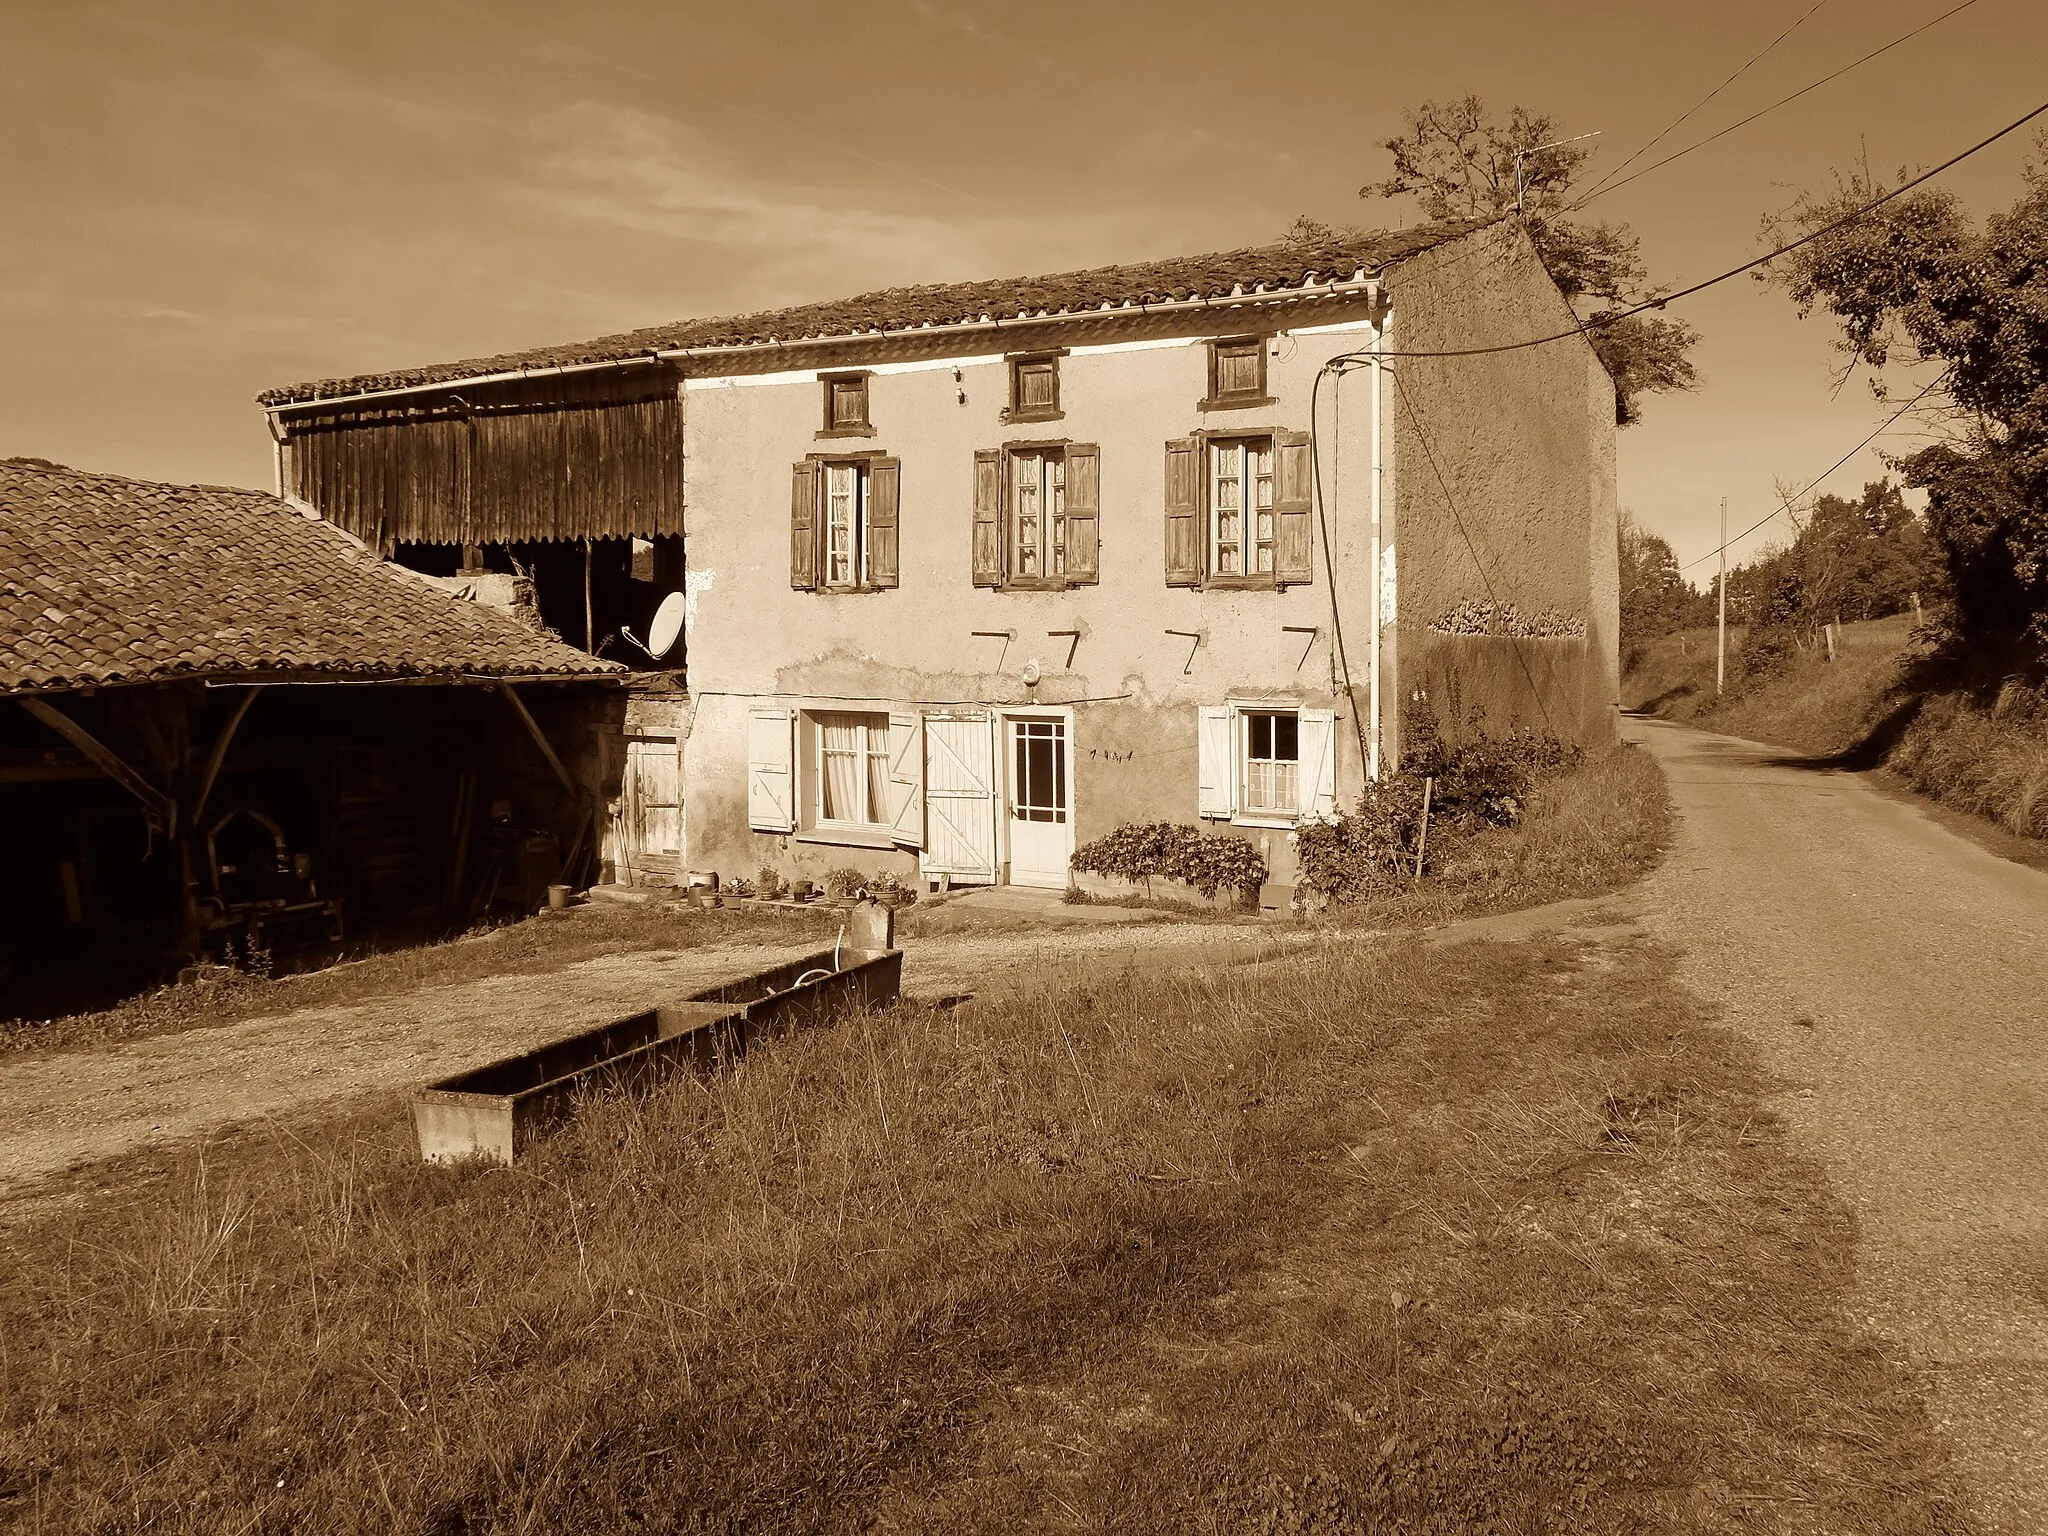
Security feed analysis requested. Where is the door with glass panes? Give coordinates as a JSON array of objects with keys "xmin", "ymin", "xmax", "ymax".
[{"xmin": 1002, "ymin": 714, "xmax": 1071, "ymax": 888}]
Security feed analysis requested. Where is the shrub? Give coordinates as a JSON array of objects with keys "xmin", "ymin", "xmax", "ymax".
[
  {"xmin": 1297, "ymin": 728, "xmax": 1585, "ymax": 905},
  {"xmin": 1069, "ymin": 822, "xmax": 1267, "ymax": 899}
]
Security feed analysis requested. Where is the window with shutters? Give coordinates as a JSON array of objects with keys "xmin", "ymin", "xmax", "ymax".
[
  {"xmin": 809, "ymin": 710, "xmax": 892, "ymax": 831},
  {"xmin": 973, "ymin": 443, "xmax": 1099, "ymax": 590},
  {"xmin": 791, "ymin": 455, "xmax": 899, "ymax": 592},
  {"xmin": 1201, "ymin": 336, "xmax": 1273, "ymax": 410},
  {"xmin": 1006, "ymin": 354, "xmax": 1062, "ymax": 423},
  {"xmin": 819, "ymin": 372, "xmax": 873, "ymax": 437},
  {"xmin": 1210, "ymin": 436, "xmax": 1275, "ymax": 579},
  {"xmin": 1162, "ymin": 431, "xmax": 1313, "ymax": 590},
  {"xmin": 1241, "ymin": 710, "xmax": 1300, "ymax": 816}
]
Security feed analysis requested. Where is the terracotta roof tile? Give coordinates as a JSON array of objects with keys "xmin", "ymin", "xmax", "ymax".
[
  {"xmin": 260, "ymin": 222, "xmax": 1477, "ymax": 406},
  {"xmin": 0, "ymin": 461, "xmax": 620, "ymax": 694}
]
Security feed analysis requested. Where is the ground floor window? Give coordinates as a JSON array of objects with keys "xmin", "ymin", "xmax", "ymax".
[
  {"xmin": 812, "ymin": 710, "xmax": 890, "ymax": 828},
  {"xmin": 1241, "ymin": 709, "xmax": 1300, "ymax": 815}
]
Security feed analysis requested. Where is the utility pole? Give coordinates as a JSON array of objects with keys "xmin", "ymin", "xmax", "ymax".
[{"xmin": 1716, "ymin": 496, "xmax": 1728, "ymax": 696}]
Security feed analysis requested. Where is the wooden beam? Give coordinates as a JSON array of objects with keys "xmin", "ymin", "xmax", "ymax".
[
  {"xmin": 19, "ymin": 697, "xmax": 177, "ymax": 833},
  {"xmin": 190, "ymin": 686, "xmax": 266, "ymax": 826},
  {"xmin": 499, "ymin": 684, "xmax": 576, "ymax": 793}
]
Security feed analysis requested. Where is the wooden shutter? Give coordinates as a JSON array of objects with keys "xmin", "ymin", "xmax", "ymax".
[
  {"xmin": 1198, "ymin": 704, "xmax": 1234, "ymax": 819},
  {"xmin": 1298, "ymin": 708, "xmax": 1337, "ymax": 819},
  {"xmin": 887, "ymin": 710, "xmax": 925, "ymax": 848},
  {"xmin": 972, "ymin": 448, "xmax": 1004, "ymax": 587},
  {"xmin": 867, "ymin": 458, "xmax": 900, "ymax": 588},
  {"xmin": 1063, "ymin": 444, "xmax": 1099, "ymax": 584},
  {"xmin": 790, "ymin": 461, "xmax": 820, "ymax": 591},
  {"xmin": 747, "ymin": 709, "xmax": 795, "ymax": 833},
  {"xmin": 1164, "ymin": 438, "xmax": 1201, "ymax": 587},
  {"xmin": 1274, "ymin": 431, "xmax": 1314, "ymax": 586}
]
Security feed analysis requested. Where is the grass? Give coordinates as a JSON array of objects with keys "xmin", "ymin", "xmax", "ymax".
[
  {"xmin": 0, "ymin": 902, "xmax": 835, "ymax": 1058},
  {"xmin": 1626, "ymin": 616, "xmax": 2048, "ymax": 842},
  {"xmin": 1318, "ymin": 742, "xmax": 1674, "ymax": 930},
  {"xmin": 0, "ymin": 912, "xmax": 1970, "ymax": 1531}
]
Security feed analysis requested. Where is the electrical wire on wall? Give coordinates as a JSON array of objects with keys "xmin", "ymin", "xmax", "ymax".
[{"xmin": 1309, "ymin": 359, "xmax": 1372, "ymax": 783}]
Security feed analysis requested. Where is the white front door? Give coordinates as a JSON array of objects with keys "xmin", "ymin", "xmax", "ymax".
[
  {"xmin": 922, "ymin": 713, "xmax": 998, "ymax": 884},
  {"xmin": 1003, "ymin": 714, "xmax": 1072, "ymax": 888}
]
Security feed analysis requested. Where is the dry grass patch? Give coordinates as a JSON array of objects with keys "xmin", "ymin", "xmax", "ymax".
[
  {"xmin": 0, "ymin": 923, "xmax": 1965, "ymax": 1533},
  {"xmin": 1319, "ymin": 742, "xmax": 1674, "ymax": 930},
  {"xmin": 0, "ymin": 902, "xmax": 833, "ymax": 1058}
]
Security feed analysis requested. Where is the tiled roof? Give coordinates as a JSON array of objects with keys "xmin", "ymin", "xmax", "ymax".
[
  {"xmin": 260, "ymin": 222, "xmax": 1479, "ymax": 406},
  {"xmin": 0, "ymin": 461, "xmax": 621, "ymax": 694}
]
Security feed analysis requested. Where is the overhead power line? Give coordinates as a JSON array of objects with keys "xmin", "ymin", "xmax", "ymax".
[
  {"xmin": 1325, "ymin": 94, "xmax": 2048, "ymax": 372},
  {"xmin": 1676, "ymin": 374, "xmax": 1947, "ymax": 574},
  {"xmin": 1572, "ymin": 0, "xmax": 1984, "ymax": 210},
  {"xmin": 1577, "ymin": 0, "xmax": 1833, "ymax": 203}
]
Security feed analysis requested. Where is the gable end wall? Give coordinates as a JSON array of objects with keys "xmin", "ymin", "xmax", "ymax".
[{"xmin": 1384, "ymin": 223, "xmax": 1619, "ymax": 751}]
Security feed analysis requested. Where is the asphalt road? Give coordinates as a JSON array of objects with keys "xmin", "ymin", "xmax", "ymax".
[{"xmin": 1630, "ymin": 715, "xmax": 2048, "ymax": 1533}]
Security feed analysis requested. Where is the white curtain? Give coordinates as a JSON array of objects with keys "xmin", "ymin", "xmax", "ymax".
[{"xmin": 819, "ymin": 715, "xmax": 864, "ymax": 821}]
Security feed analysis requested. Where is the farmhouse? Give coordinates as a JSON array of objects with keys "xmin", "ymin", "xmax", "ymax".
[
  {"xmin": 0, "ymin": 461, "xmax": 622, "ymax": 1011},
  {"xmin": 260, "ymin": 218, "xmax": 1617, "ymax": 894}
]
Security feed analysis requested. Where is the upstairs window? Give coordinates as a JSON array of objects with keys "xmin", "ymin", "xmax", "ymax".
[
  {"xmin": 1209, "ymin": 436, "xmax": 1275, "ymax": 578},
  {"xmin": 1202, "ymin": 336, "xmax": 1272, "ymax": 410},
  {"xmin": 971, "ymin": 443, "xmax": 1100, "ymax": 589},
  {"xmin": 820, "ymin": 372, "xmax": 873, "ymax": 437},
  {"xmin": 1006, "ymin": 353, "xmax": 1062, "ymax": 422},
  {"xmin": 1162, "ymin": 432, "xmax": 1314, "ymax": 589},
  {"xmin": 1010, "ymin": 446, "xmax": 1066, "ymax": 581},
  {"xmin": 790, "ymin": 455, "xmax": 899, "ymax": 591}
]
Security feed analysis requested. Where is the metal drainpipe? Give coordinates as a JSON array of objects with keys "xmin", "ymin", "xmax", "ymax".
[{"xmin": 1368, "ymin": 322, "xmax": 1384, "ymax": 782}]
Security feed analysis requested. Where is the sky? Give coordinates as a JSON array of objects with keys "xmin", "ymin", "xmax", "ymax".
[{"xmin": 3, "ymin": 0, "xmax": 2042, "ymax": 580}]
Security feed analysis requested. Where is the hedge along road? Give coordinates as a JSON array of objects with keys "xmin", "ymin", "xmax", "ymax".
[{"xmin": 1628, "ymin": 714, "xmax": 2048, "ymax": 1535}]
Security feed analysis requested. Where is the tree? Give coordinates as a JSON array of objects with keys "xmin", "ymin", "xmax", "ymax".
[
  {"xmin": 1358, "ymin": 96, "xmax": 1700, "ymax": 426},
  {"xmin": 1761, "ymin": 136, "xmax": 2048, "ymax": 649},
  {"xmin": 1618, "ymin": 511, "xmax": 1711, "ymax": 654}
]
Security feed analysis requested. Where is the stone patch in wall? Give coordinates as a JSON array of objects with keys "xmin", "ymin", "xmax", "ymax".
[{"xmin": 1427, "ymin": 599, "xmax": 1586, "ymax": 640}]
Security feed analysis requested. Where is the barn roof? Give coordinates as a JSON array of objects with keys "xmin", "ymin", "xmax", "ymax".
[
  {"xmin": 0, "ymin": 460, "xmax": 621, "ymax": 695},
  {"xmin": 260, "ymin": 221, "xmax": 1479, "ymax": 407}
]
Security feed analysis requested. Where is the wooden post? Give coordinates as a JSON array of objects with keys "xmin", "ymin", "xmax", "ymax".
[
  {"xmin": 1413, "ymin": 776, "xmax": 1434, "ymax": 882},
  {"xmin": 1825, "ymin": 623, "xmax": 1837, "ymax": 662},
  {"xmin": 584, "ymin": 538, "xmax": 595, "ymax": 653}
]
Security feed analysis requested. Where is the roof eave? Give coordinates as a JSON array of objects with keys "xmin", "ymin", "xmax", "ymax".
[{"xmin": 261, "ymin": 271, "xmax": 1392, "ymax": 416}]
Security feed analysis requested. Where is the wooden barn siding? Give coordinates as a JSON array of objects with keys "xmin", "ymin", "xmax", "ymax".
[{"xmin": 284, "ymin": 375, "xmax": 684, "ymax": 548}]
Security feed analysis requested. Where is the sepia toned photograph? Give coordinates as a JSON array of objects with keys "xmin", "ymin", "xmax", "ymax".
[{"xmin": 3, "ymin": 1, "xmax": 2045, "ymax": 1529}]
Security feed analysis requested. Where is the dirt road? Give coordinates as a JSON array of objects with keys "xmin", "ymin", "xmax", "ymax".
[{"xmin": 1630, "ymin": 716, "xmax": 2048, "ymax": 1534}]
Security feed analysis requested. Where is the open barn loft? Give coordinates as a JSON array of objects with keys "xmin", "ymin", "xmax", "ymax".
[
  {"xmin": 260, "ymin": 368, "xmax": 686, "ymax": 663},
  {"xmin": 0, "ymin": 460, "xmax": 625, "ymax": 1016}
]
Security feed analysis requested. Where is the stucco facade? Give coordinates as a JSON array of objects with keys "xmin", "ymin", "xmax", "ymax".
[{"xmin": 678, "ymin": 223, "xmax": 1617, "ymax": 892}]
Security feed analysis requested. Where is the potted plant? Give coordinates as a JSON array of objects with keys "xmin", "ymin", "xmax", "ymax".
[
  {"xmin": 789, "ymin": 877, "xmax": 815, "ymax": 903},
  {"xmin": 756, "ymin": 866, "xmax": 787, "ymax": 902},
  {"xmin": 867, "ymin": 869, "xmax": 919, "ymax": 910},
  {"xmin": 820, "ymin": 867, "xmax": 867, "ymax": 907}
]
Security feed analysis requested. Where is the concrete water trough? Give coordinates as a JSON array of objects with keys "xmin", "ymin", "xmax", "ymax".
[{"xmin": 412, "ymin": 907, "xmax": 903, "ymax": 1164}]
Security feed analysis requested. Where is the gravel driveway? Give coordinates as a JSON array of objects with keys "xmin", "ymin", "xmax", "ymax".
[{"xmin": 1630, "ymin": 714, "xmax": 2048, "ymax": 1534}]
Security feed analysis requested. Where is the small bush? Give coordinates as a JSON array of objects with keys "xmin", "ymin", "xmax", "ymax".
[
  {"xmin": 1297, "ymin": 728, "xmax": 1584, "ymax": 905},
  {"xmin": 1069, "ymin": 822, "xmax": 1268, "ymax": 899}
]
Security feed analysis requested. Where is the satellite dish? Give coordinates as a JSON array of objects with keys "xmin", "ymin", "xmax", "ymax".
[{"xmin": 622, "ymin": 590, "xmax": 688, "ymax": 660}]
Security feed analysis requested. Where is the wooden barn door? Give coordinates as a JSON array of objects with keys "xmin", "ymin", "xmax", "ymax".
[
  {"xmin": 920, "ymin": 713, "xmax": 997, "ymax": 885},
  {"xmin": 620, "ymin": 736, "xmax": 682, "ymax": 883}
]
